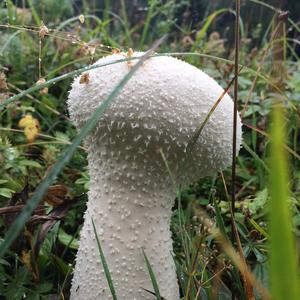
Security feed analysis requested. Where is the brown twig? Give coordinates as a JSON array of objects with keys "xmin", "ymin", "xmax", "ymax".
[
  {"xmin": 232, "ymin": 1, "xmax": 255, "ymax": 299},
  {"xmin": 0, "ymin": 204, "xmax": 44, "ymax": 215},
  {"xmin": 232, "ymin": 0, "xmax": 240, "ymax": 229}
]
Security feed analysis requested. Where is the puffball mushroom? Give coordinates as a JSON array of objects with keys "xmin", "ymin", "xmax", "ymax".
[{"xmin": 67, "ymin": 52, "xmax": 242, "ymax": 300}]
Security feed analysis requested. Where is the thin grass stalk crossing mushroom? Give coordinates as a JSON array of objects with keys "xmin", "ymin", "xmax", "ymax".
[{"xmin": 67, "ymin": 51, "xmax": 242, "ymax": 300}]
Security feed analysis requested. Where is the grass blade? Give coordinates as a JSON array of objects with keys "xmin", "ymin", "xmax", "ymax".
[
  {"xmin": 243, "ymin": 142, "xmax": 270, "ymax": 173},
  {"xmin": 0, "ymin": 36, "xmax": 165, "ymax": 258},
  {"xmin": 232, "ymin": 1, "xmax": 254, "ymax": 298},
  {"xmin": 27, "ymin": 0, "xmax": 41, "ymax": 25},
  {"xmin": 92, "ymin": 219, "xmax": 117, "ymax": 300},
  {"xmin": 120, "ymin": 0, "xmax": 133, "ymax": 46},
  {"xmin": 193, "ymin": 9, "xmax": 228, "ymax": 46},
  {"xmin": 1, "ymin": 51, "xmax": 298, "ymax": 116},
  {"xmin": 0, "ymin": 57, "xmax": 141, "ymax": 110},
  {"xmin": 269, "ymin": 103, "xmax": 300, "ymax": 300},
  {"xmin": 212, "ymin": 197, "xmax": 228, "ymax": 240},
  {"xmin": 142, "ymin": 248, "xmax": 162, "ymax": 300},
  {"xmin": 139, "ymin": 0, "xmax": 159, "ymax": 49}
]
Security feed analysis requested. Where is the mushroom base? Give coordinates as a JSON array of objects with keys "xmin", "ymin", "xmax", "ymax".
[{"xmin": 70, "ymin": 175, "xmax": 180, "ymax": 300}]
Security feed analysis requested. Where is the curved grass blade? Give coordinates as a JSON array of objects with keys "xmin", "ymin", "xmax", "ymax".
[
  {"xmin": 142, "ymin": 248, "xmax": 162, "ymax": 300},
  {"xmin": 193, "ymin": 9, "xmax": 230, "ymax": 46},
  {"xmin": 269, "ymin": 103, "xmax": 300, "ymax": 300},
  {"xmin": 0, "ymin": 36, "xmax": 166, "ymax": 258},
  {"xmin": 1, "ymin": 52, "xmax": 233, "ymax": 110},
  {"xmin": 177, "ymin": 66, "xmax": 243, "ymax": 184},
  {"xmin": 248, "ymin": 218, "xmax": 269, "ymax": 239},
  {"xmin": 0, "ymin": 30, "xmax": 21, "ymax": 56},
  {"xmin": 0, "ymin": 57, "xmax": 136, "ymax": 110},
  {"xmin": 92, "ymin": 219, "xmax": 117, "ymax": 300},
  {"xmin": 1, "ymin": 52, "xmax": 298, "ymax": 116},
  {"xmin": 242, "ymin": 142, "xmax": 270, "ymax": 173},
  {"xmin": 191, "ymin": 8, "xmax": 244, "ymax": 52}
]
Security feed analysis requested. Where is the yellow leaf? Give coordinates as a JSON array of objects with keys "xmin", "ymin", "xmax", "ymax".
[
  {"xmin": 24, "ymin": 125, "xmax": 39, "ymax": 142},
  {"xmin": 19, "ymin": 114, "xmax": 34, "ymax": 128},
  {"xmin": 21, "ymin": 250, "xmax": 32, "ymax": 271}
]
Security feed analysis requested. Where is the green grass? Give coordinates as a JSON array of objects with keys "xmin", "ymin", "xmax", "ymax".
[
  {"xmin": 269, "ymin": 103, "xmax": 300, "ymax": 300},
  {"xmin": 142, "ymin": 249, "xmax": 162, "ymax": 300},
  {"xmin": 92, "ymin": 219, "xmax": 118, "ymax": 300},
  {"xmin": 0, "ymin": 0, "xmax": 299, "ymax": 299}
]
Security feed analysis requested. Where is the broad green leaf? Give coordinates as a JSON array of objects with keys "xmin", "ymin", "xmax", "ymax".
[
  {"xmin": 249, "ymin": 188, "xmax": 268, "ymax": 214},
  {"xmin": 0, "ymin": 258, "xmax": 10, "ymax": 266},
  {"xmin": 19, "ymin": 160, "xmax": 42, "ymax": 168},
  {"xmin": 58, "ymin": 229, "xmax": 79, "ymax": 250},
  {"xmin": 0, "ymin": 188, "xmax": 14, "ymax": 198}
]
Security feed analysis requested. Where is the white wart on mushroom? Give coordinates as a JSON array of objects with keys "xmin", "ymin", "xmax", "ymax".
[{"xmin": 68, "ymin": 52, "xmax": 242, "ymax": 300}]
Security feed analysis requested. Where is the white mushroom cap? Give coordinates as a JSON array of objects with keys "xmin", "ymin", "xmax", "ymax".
[
  {"xmin": 68, "ymin": 52, "xmax": 242, "ymax": 184},
  {"xmin": 68, "ymin": 52, "xmax": 243, "ymax": 300}
]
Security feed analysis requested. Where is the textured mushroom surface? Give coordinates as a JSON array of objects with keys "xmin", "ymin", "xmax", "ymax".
[{"xmin": 68, "ymin": 52, "xmax": 242, "ymax": 300}]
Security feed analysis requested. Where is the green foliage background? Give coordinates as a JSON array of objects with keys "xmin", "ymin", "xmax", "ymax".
[{"xmin": 0, "ymin": 1, "xmax": 299, "ymax": 299}]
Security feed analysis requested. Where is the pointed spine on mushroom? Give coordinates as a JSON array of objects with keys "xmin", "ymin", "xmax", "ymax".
[{"xmin": 67, "ymin": 52, "xmax": 242, "ymax": 300}]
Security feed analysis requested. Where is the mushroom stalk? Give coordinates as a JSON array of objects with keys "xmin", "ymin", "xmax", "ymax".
[
  {"xmin": 68, "ymin": 52, "xmax": 242, "ymax": 300},
  {"xmin": 70, "ymin": 147, "xmax": 179, "ymax": 299}
]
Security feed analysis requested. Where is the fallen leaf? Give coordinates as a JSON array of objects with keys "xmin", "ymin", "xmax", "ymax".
[
  {"xmin": 43, "ymin": 185, "xmax": 68, "ymax": 206},
  {"xmin": 80, "ymin": 72, "xmax": 90, "ymax": 84}
]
